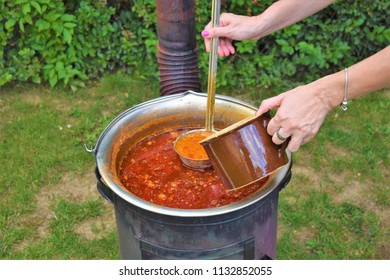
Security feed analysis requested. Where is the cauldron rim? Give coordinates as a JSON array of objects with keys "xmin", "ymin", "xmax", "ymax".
[{"xmin": 93, "ymin": 91, "xmax": 292, "ymax": 217}]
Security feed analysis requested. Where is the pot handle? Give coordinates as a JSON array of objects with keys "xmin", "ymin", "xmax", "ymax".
[
  {"xmin": 84, "ymin": 143, "xmax": 96, "ymax": 154},
  {"xmin": 95, "ymin": 168, "xmax": 114, "ymax": 203}
]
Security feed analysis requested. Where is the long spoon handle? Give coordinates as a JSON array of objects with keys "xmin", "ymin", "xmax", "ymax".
[{"xmin": 205, "ymin": 0, "xmax": 220, "ymax": 132}]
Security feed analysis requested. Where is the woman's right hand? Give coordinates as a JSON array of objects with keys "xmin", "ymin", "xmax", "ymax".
[{"xmin": 201, "ymin": 13, "xmax": 262, "ymax": 57}]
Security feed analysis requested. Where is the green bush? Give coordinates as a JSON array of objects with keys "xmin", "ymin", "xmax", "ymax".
[
  {"xmin": 0, "ymin": 0, "xmax": 158, "ymax": 89},
  {"xmin": 196, "ymin": 0, "xmax": 389, "ymax": 92},
  {"xmin": 0, "ymin": 0, "xmax": 388, "ymax": 91}
]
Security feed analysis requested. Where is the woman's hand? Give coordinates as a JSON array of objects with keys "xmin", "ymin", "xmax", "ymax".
[
  {"xmin": 201, "ymin": 13, "xmax": 262, "ymax": 57},
  {"xmin": 256, "ymin": 82, "xmax": 334, "ymax": 152}
]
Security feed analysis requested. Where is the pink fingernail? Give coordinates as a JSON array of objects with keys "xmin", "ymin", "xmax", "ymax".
[{"xmin": 201, "ymin": 30, "xmax": 209, "ymax": 37}]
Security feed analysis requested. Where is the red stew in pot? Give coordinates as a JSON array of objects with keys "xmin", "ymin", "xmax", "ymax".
[{"xmin": 119, "ymin": 128, "xmax": 268, "ymax": 209}]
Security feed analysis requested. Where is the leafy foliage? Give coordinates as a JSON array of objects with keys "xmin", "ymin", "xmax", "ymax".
[
  {"xmin": 195, "ymin": 0, "xmax": 389, "ymax": 93},
  {"xmin": 0, "ymin": 0, "xmax": 157, "ymax": 89},
  {"xmin": 0, "ymin": 0, "xmax": 388, "ymax": 91}
]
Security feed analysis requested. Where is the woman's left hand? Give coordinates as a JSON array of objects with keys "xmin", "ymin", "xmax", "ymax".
[{"xmin": 256, "ymin": 82, "xmax": 333, "ymax": 152}]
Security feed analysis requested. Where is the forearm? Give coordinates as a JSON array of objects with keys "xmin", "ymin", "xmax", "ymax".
[
  {"xmin": 315, "ymin": 46, "xmax": 390, "ymax": 110},
  {"xmin": 254, "ymin": 0, "xmax": 335, "ymax": 38}
]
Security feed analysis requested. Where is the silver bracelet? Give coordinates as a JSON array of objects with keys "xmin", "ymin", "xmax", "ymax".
[{"xmin": 340, "ymin": 67, "xmax": 348, "ymax": 111}]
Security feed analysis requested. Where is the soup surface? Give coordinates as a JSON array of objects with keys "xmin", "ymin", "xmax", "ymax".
[{"xmin": 119, "ymin": 128, "xmax": 268, "ymax": 209}]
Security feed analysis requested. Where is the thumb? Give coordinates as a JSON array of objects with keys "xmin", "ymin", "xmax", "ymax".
[
  {"xmin": 256, "ymin": 94, "xmax": 285, "ymax": 115},
  {"xmin": 202, "ymin": 26, "xmax": 228, "ymax": 39}
]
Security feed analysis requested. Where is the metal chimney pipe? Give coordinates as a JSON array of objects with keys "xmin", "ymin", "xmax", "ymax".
[{"xmin": 156, "ymin": 0, "xmax": 201, "ymax": 96}]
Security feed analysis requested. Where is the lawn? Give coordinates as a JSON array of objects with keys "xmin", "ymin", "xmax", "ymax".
[{"xmin": 0, "ymin": 72, "xmax": 389, "ymax": 259}]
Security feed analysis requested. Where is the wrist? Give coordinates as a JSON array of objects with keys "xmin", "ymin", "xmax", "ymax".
[
  {"xmin": 249, "ymin": 15, "xmax": 268, "ymax": 40},
  {"xmin": 253, "ymin": 12, "xmax": 280, "ymax": 40},
  {"xmin": 313, "ymin": 71, "xmax": 345, "ymax": 111}
]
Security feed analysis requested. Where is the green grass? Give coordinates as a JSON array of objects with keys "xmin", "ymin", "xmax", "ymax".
[
  {"xmin": 0, "ymin": 75, "xmax": 158, "ymax": 259},
  {"xmin": 0, "ymin": 73, "xmax": 388, "ymax": 259}
]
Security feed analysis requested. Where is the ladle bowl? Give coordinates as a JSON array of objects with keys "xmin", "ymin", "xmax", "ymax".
[{"xmin": 173, "ymin": 129, "xmax": 214, "ymax": 170}]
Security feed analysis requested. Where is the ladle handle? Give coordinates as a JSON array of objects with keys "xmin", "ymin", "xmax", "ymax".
[{"xmin": 205, "ymin": 0, "xmax": 220, "ymax": 132}]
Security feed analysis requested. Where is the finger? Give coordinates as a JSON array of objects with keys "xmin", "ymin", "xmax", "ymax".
[
  {"xmin": 222, "ymin": 38, "xmax": 235, "ymax": 55},
  {"xmin": 227, "ymin": 41, "xmax": 235, "ymax": 55},
  {"xmin": 287, "ymin": 135, "xmax": 304, "ymax": 153},
  {"xmin": 301, "ymin": 131, "xmax": 317, "ymax": 146},
  {"xmin": 256, "ymin": 94, "xmax": 284, "ymax": 115},
  {"xmin": 205, "ymin": 38, "xmax": 211, "ymax": 53},
  {"xmin": 266, "ymin": 117, "xmax": 280, "ymax": 136},
  {"xmin": 218, "ymin": 39, "xmax": 231, "ymax": 57},
  {"xmin": 201, "ymin": 22, "xmax": 213, "ymax": 52},
  {"xmin": 271, "ymin": 128, "xmax": 290, "ymax": 145},
  {"xmin": 217, "ymin": 39, "xmax": 225, "ymax": 57},
  {"xmin": 202, "ymin": 29, "xmax": 212, "ymax": 52},
  {"xmin": 207, "ymin": 26, "xmax": 230, "ymax": 39}
]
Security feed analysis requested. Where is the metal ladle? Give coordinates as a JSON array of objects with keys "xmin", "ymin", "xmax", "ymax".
[
  {"xmin": 205, "ymin": 0, "xmax": 220, "ymax": 133},
  {"xmin": 174, "ymin": 0, "xmax": 220, "ymax": 170}
]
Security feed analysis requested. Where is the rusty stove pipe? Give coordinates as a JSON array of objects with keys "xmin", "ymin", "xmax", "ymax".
[{"xmin": 156, "ymin": 0, "xmax": 201, "ymax": 96}]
